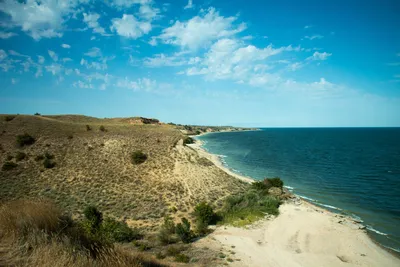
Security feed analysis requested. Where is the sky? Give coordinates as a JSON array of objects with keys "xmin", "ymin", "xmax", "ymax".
[{"xmin": 0, "ymin": 0, "xmax": 399, "ymax": 127}]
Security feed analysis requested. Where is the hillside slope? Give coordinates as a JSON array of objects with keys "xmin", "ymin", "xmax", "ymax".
[{"xmin": 0, "ymin": 114, "xmax": 246, "ymax": 231}]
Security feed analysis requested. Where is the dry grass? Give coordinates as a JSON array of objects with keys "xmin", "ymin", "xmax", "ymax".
[
  {"xmin": 0, "ymin": 199, "xmax": 166, "ymax": 267},
  {"xmin": 0, "ymin": 114, "xmax": 246, "ymax": 232}
]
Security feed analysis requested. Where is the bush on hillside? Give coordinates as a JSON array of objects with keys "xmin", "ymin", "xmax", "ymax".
[
  {"xmin": 183, "ymin": 137, "xmax": 194, "ymax": 146},
  {"xmin": 86, "ymin": 125, "xmax": 92, "ymax": 131},
  {"xmin": 220, "ymin": 188, "xmax": 281, "ymax": 227},
  {"xmin": 175, "ymin": 218, "xmax": 193, "ymax": 243},
  {"xmin": 4, "ymin": 115, "xmax": 16, "ymax": 122},
  {"xmin": 43, "ymin": 158, "xmax": 56, "ymax": 169},
  {"xmin": 2, "ymin": 161, "xmax": 18, "ymax": 171},
  {"xmin": 15, "ymin": 151, "xmax": 27, "ymax": 161},
  {"xmin": 83, "ymin": 206, "xmax": 103, "ymax": 233},
  {"xmin": 102, "ymin": 218, "xmax": 142, "ymax": 242},
  {"xmin": 131, "ymin": 151, "xmax": 147, "ymax": 164},
  {"xmin": 99, "ymin": 125, "xmax": 106, "ymax": 132},
  {"xmin": 34, "ymin": 112, "xmax": 41, "ymax": 116},
  {"xmin": 194, "ymin": 202, "xmax": 217, "ymax": 225},
  {"xmin": 158, "ymin": 216, "xmax": 177, "ymax": 245},
  {"xmin": 16, "ymin": 133, "xmax": 35, "ymax": 147},
  {"xmin": 35, "ymin": 154, "xmax": 45, "ymax": 161},
  {"xmin": 267, "ymin": 177, "xmax": 284, "ymax": 188}
]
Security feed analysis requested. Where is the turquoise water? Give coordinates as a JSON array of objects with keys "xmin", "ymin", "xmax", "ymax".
[{"xmin": 197, "ymin": 128, "xmax": 400, "ymax": 253}]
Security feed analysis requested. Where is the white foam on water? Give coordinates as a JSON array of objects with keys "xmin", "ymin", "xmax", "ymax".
[
  {"xmin": 367, "ymin": 226, "xmax": 388, "ymax": 236},
  {"xmin": 284, "ymin": 185, "xmax": 294, "ymax": 190},
  {"xmin": 318, "ymin": 203, "xmax": 342, "ymax": 211},
  {"xmin": 298, "ymin": 195, "xmax": 316, "ymax": 202}
]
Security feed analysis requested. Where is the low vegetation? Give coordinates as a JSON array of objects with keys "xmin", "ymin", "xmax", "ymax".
[
  {"xmin": 99, "ymin": 125, "xmax": 106, "ymax": 132},
  {"xmin": 183, "ymin": 137, "xmax": 194, "ymax": 146},
  {"xmin": 16, "ymin": 133, "xmax": 35, "ymax": 147},
  {"xmin": 4, "ymin": 115, "xmax": 16, "ymax": 122},
  {"xmin": 15, "ymin": 151, "xmax": 27, "ymax": 161},
  {"xmin": 131, "ymin": 151, "xmax": 147, "ymax": 164},
  {"xmin": 2, "ymin": 161, "xmax": 18, "ymax": 171},
  {"xmin": 0, "ymin": 200, "xmax": 165, "ymax": 267},
  {"xmin": 219, "ymin": 178, "xmax": 283, "ymax": 227}
]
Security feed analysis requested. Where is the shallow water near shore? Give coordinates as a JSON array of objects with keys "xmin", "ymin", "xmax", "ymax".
[{"xmin": 197, "ymin": 128, "xmax": 400, "ymax": 253}]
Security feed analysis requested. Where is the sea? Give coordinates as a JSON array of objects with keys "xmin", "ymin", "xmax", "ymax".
[{"xmin": 196, "ymin": 128, "xmax": 400, "ymax": 253}]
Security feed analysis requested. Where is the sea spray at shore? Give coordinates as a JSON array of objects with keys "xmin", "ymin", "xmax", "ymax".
[{"xmin": 197, "ymin": 128, "xmax": 400, "ymax": 253}]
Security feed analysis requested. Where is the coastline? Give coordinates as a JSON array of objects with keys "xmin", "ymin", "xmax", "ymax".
[{"xmin": 189, "ymin": 135, "xmax": 400, "ymax": 266}]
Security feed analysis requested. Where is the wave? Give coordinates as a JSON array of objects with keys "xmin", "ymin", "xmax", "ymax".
[
  {"xmin": 317, "ymin": 203, "xmax": 342, "ymax": 211},
  {"xmin": 298, "ymin": 195, "xmax": 317, "ymax": 202},
  {"xmin": 284, "ymin": 185, "xmax": 294, "ymax": 190},
  {"xmin": 367, "ymin": 226, "xmax": 388, "ymax": 236}
]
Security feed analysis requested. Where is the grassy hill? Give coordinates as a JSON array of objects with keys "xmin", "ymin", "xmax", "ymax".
[{"xmin": 0, "ymin": 114, "xmax": 246, "ymax": 233}]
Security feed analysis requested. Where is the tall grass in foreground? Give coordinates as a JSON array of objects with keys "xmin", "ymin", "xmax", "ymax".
[{"xmin": 0, "ymin": 200, "xmax": 165, "ymax": 267}]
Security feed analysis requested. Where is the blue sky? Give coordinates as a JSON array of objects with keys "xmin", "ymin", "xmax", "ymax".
[{"xmin": 0, "ymin": 0, "xmax": 399, "ymax": 126}]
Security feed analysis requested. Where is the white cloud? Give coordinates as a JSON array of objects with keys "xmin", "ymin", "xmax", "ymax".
[
  {"xmin": 157, "ymin": 7, "xmax": 247, "ymax": 50},
  {"xmin": 84, "ymin": 47, "xmax": 102, "ymax": 58},
  {"xmin": 289, "ymin": 62, "xmax": 303, "ymax": 71},
  {"xmin": 80, "ymin": 58, "xmax": 107, "ymax": 70},
  {"xmin": 35, "ymin": 67, "xmax": 43, "ymax": 78},
  {"xmin": 149, "ymin": 37, "xmax": 157, "ymax": 46},
  {"xmin": 83, "ymin": 12, "xmax": 107, "ymax": 35},
  {"xmin": 116, "ymin": 77, "xmax": 157, "ymax": 92},
  {"xmin": 111, "ymin": 0, "xmax": 152, "ymax": 8},
  {"xmin": 307, "ymin": 51, "xmax": 332, "ymax": 61},
  {"xmin": 184, "ymin": 0, "xmax": 194, "ymax": 9},
  {"xmin": 8, "ymin": 50, "xmax": 29, "ymax": 57},
  {"xmin": 45, "ymin": 63, "xmax": 62, "ymax": 75},
  {"xmin": 0, "ymin": 0, "xmax": 87, "ymax": 40},
  {"xmin": 143, "ymin": 53, "xmax": 187, "ymax": 67},
  {"xmin": 62, "ymin": 58, "xmax": 73, "ymax": 63},
  {"xmin": 0, "ymin": 31, "xmax": 17, "ymax": 39},
  {"xmin": 61, "ymin": 44, "xmax": 71, "ymax": 49},
  {"xmin": 139, "ymin": 3, "xmax": 159, "ymax": 20},
  {"xmin": 242, "ymin": 35, "xmax": 253, "ymax": 40},
  {"xmin": 38, "ymin": 55, "xmax": 45, "ymax": 64},
  {"xmin": 304, "ymin": 25, "xmax": 313, "ymax": 29},
  {"xmin": 0, "ymin": 50, "xmax": 7, "ymax": 61},
  {"xmin": 48, "ymin": 50, "xmax": 58, "ymax": 62},
  {"xmin": 184, "ymin": 38, "xmax": 292, "ymax": 81},
  {"xmin": 111, "ymin": 14, "xmax": 151, "ymax": 39},
  {"xmin": 73, "ymin": 80, "xmax": 93, "ymax": 89},
  {"xmin": 304, "ymin": 35, "xmax": 324, "ymax": 40},
  {"xmin": 11, "ymin": 78, "xmax": 18, "ymax": 84}
]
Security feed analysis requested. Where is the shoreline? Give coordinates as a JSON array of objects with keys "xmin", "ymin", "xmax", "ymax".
[{"xmin": 188, "ymin": 135, "xmax": 400, "ymax": 265}]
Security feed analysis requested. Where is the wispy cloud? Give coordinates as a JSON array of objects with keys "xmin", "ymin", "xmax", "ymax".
[
  {"xmin": 304, "ymin": 35, "xmax": 324, "ymax": 40},
  {"xmin": 61, "ymin": 44, "xmax": 71, "ymax": 49},
  {"xmin": 0, "ymin": 31, "xmax": 17, "ymax": 39},
  {"xmin": 184, "ymin": 0, "xmax": 194, "ymax": 9},
  {"xmin": 307, "ymin": 51, "xmax": 332, "ymax": 61}
]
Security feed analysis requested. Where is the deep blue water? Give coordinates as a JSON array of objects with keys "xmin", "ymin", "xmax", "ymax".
[{"xmin": 197, "ymin": 128, "xmax": 400, "ymax": 252}]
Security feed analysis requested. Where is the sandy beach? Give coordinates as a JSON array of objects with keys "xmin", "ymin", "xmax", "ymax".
[{"xmin": 190, "ymin": 137, "xmax": 400, "ymax": 267}]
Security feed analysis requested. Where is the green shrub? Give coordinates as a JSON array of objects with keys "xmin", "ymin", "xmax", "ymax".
[
  {"xmin": 99, "ymin": 125, "xmax": 106, "ymax": 132},
  {"xmin": 43, "ymin": 158, "xmax": 56, "ymax": 169},
  {"xmin": 221, "ymin": 190, "xmax": 281, "ymax": 227},
  {"xmin": 67, "ymin": 134, "xmax": 73, "ymax": 140},
  {"xmin": 6, "ymin": 155, "xmax": 14, "ymax": 161},
  {"xmin": 131, "ymin": 151, "xmax": 147, "ymax": 164},
  {"xmin": 16, "ymin": 133, "xmax": 35, "ymax": 147},
  {"xmin": 251, "ymin": 181, "xmax": 268, "ymax": 191},
  {"xmin": 15, "ymin": 152, "xmax": 27, "ymax": 161},
  {"xmin": 194, "ymin": 202, "xmax": 217, "ymax": 225},
  {"xmin": 83, "ymin": 206, "xmax": 103, "ymax": 233},
  {"xmin": 2, "ymin": 161, "xmax": 18, "ymax": 171},
  {"xmin": 4, "ymin": 115, "xmax": 16, "ymax": 122},
  {"xmin": 175, "ymin": 254, "xmax": 190, "ymax": 263},
  {"xmin": 183, "ymin": 137, "xmax": 194, "ymax": 146},
  {"xmin": 34, "ymin": 112, "xmax": 41, "ymax": 116},
  {"xmin": 268, "ymin": 177, "xmax": 284, "ymax": 188},
  {"xmin": 158, "ymin": 216, "xmax": 177, "ymax": 245},
  {"xmin": 102, "ymin": 218, "xmax": 142, "ymax": 242},
  {"xmin": 86, "ymin": 125, "xmax": 92, "ymax": 131},
  {"xmin": 175, "ymin": 218, "xmax": 193, "ymax": 243},
  {"xmin": 165, "ymin": 245, "xmax": 186, "ymax": 256}
]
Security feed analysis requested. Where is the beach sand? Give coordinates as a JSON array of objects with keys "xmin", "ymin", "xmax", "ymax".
[{"xmin": 189, "ymin": 137, "xmax": 400, "ymax": 267}]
